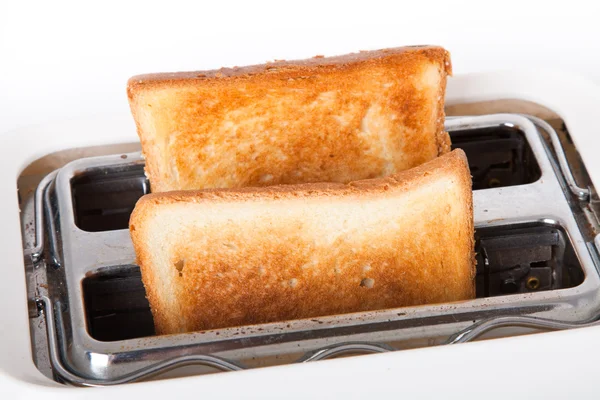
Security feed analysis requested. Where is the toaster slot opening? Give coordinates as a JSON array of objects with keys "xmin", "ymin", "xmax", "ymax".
[
  {"xmin": 71, "ymin": 164, "xmax": 149, "ymax": 232},
  {"xmin": 81, "ymin": 223, "xmax": 583, "ymax": 342},
  {"xmin": 474, "ymin": 223, "xmax": 583, "ymax": 297},
  {"xmin": 68, "ymin": 126, "xmax": 542, "ymax": 233},
  {"xmin": 82, "ymin": 266, "xmax": 155, "ymax": 341},
  {"xmin": 450, "ymin": 125, "xmax": 541, "ymax": 190}
]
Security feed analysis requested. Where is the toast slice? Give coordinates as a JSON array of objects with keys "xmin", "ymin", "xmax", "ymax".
[
  {"xmin": 130, "ymin": 149, "xmax": 475, "ymax": 334},
  {"xmin": 127, "ymin": 46, "xmax": 452, "ymax": 192}
]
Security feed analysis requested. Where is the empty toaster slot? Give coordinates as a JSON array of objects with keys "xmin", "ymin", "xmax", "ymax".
[
  {"xmin": 475, "ymin": 223, "xmax": 583, "ymax": 297},
  {"xmin": 450, "ymin": 125, "xmax": 541, "ymax": 189},
  {"xmin": 82, "ymin": 266, "xmax": 154, "ymax": 341},
  {"xmin": 71, "ymin": 164, "xmax": 149, "ymax": 232},
  {"xmin": 82, "ymin": 222, "xmax": 583, "ymax": 342}
]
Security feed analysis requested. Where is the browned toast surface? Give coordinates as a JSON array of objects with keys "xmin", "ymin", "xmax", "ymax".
[
  {"xmin": 130, "ymin": 149, "xmax": 474, "ymax": 334},
  {"xmin": 127, "ymin": 46, "xmax": 452, "ymax": 192}
]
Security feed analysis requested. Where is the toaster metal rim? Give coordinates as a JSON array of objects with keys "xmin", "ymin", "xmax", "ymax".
[{"xmin": 24, "ymin": 113, "xmax": 600, "ymax": 385}]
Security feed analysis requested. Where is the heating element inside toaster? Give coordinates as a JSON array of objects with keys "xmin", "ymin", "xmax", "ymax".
[{"xmin": 20, "ymin": 112, "xmax": 600, "ymax": 386}]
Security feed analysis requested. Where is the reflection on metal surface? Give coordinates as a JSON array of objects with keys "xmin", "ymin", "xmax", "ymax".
[
  {"xmin": 298, "ymin": 342, "xmax": 395, "ymax": 362},
  {"xmin": 525, "ymin": 115, "xmax": 590, "ymax": 201},
  {"xmin": 23, "ymin": 170, "xmax": 58, "ymax": 264},
  {"xmin": 447, "ymin": 315, "xmax": 600, "ymax": 344},
  {"xmin": 37, "ymin": 296, "xmax": 245, "ymax": 387}
]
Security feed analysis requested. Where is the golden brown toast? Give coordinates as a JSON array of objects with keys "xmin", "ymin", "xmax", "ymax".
[
  {"xmin": 127, "ymin": 46, "xmax": 452, "ymax": 192},
  {"xmin": 129, "ymin": 149, "xmax": 475, "ymax": 334}
]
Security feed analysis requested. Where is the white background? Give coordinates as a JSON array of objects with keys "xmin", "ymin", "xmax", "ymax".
[
  {"xmin": 1, "ymin": 0, "xmax": 600, "ymax": 136},
  {"xmin": 2, "ymin": 1, "xmax": 600, "ymax": 398}
]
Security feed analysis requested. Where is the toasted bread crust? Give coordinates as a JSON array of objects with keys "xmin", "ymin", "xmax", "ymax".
[
  {"xmin": 130, "ymin": 149, "xmax": 474, "ymax": 334},
  {"xmin": 127, "ymin": 46, "xmax": 452, "ymax": 192},
  {"xmin": 127, "ymin": 46, "xmax": 452, "ymax": 84}
]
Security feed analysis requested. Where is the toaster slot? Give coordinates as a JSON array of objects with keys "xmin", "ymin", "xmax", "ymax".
[
  {"xmin": 450, "ymin": 125, "xmax": 541, "ymax": 190},
  {"xmin": 71, "ymin": 164, "xmax": 149, "ymax": 232},
  {"xmin": 68, "ymin": 125, "xmax": 542, "ymax": 234},
  {"xmin": 82, "ymin": 266, "xmax": 154, "ymax": 341},
  {"xmin": 81, "ymin": 223, "xmax": 584, "ymax": 342},
  {"xmin": 474, "ymin": 224, "xmax": 583, "ymax": 297}
]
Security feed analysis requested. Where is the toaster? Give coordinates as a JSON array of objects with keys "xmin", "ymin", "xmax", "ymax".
[{"xmin": 6, "ymin": 70, "xmax": 600, "ymax": 395}]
